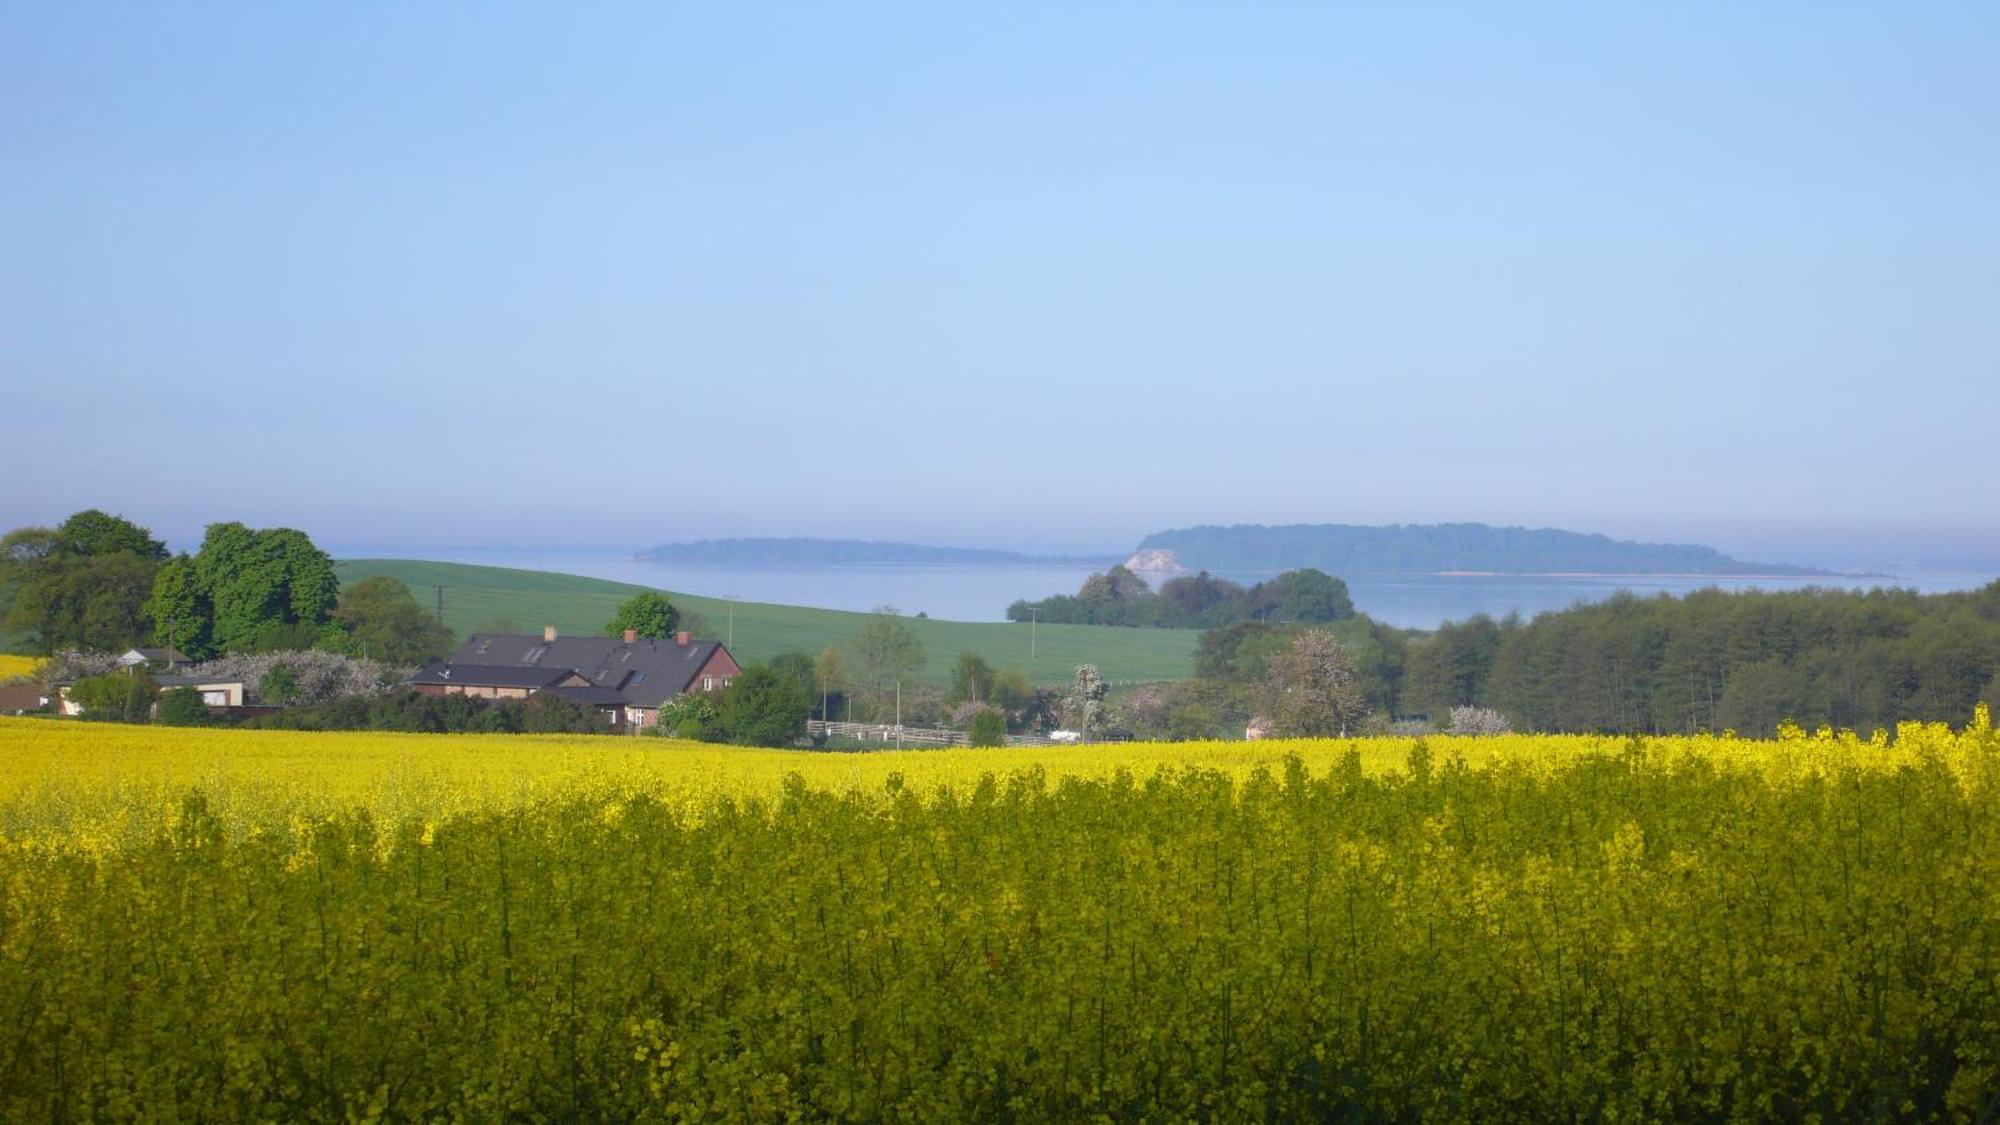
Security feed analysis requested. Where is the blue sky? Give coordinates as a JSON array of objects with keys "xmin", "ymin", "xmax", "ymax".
[{"xmin": 3, "ymin": 3, "xmax": 1996, "ymax": 563}]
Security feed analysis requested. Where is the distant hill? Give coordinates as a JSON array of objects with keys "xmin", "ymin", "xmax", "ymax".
[
  {"xmin": 636, "ymin": 538, "xmax": 1119, "ymax": 568},
  {"xmin": 1136, "ymin": 523, "xmax": 1832, "ymax": 577}
]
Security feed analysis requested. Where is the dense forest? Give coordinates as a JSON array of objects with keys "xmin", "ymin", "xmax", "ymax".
[
  {"xmin": 1399, "ymin": 582, "xmax": 2000, "ymax": 735},
  {"xmin": 1007, "ymin": 566, "xmax": 1356, "ymax": 629},
  {"xmin": 1139, "ymin": 522, "xmax": 1827, "ymax": 576}
]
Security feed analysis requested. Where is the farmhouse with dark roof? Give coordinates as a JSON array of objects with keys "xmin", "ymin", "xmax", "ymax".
[{"xmin": 408, "ymin": 625, "xmax": 740, "ymax": 730}]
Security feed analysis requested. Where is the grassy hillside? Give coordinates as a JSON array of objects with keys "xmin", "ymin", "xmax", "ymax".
[{"xmin": 334, "ymin": 559, "xmax": 1198, "ymax": 688}]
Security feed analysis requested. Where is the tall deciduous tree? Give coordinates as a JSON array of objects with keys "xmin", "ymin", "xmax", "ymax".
[
  {"xmin": 2, "ymin": 514, "xmax": 165, "ymax": 653},
  {"xmin": 143, "ymin": 556, "xmax": 211, "ymax": 659},
  {"xmin": 604, "ymin": 592, "xmax": 680, "ymax": 640},
  {"xmin": 1265, "ymin": 568, "xmax": 1355, "ymax": 624},
  {"xmin": 333, "ymin": 576, "xmax": 455, "ymax": 664},
  {"xmin": 181, "ymin": 523, "xmax": 341, "ymax": 654},
  {"xmin": 1262, "ymin": 629, "xmax": 1367, "ymax": 737},
  {"xmin": 850, "ymin": 609, "xmax": 925, "ymax": 693},
  {"xmin": 949, "ymin": 652, "xmax": 995, "ymax": 704},
  {"xmin": 56, "ymin": 510, "xmax": 167, "ymax": 562},
  {"xmin": 811, "ymin": 646, "xmax": 846, "ymax": 720}
]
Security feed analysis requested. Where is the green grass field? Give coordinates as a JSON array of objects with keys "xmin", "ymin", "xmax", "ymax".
[{"xmin": 334, "ymin": 559, "xmax": 1199, "ymax": 688}]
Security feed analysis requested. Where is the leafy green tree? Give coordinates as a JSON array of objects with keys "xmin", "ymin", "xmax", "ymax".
[
  {"xmin": 0, "ymin": 528, "xmax": 59, "ymax": 646},
  {"xmin": 333, "ymin": 576, "xmax": 455, "ymax": 664},
  {"xmin": 1196, "ymin": 622, "xmax": 1294, "ymax": 682},
  {"xmin": 1157, "ymin": 572, "xmax": 1246, "ymax": 624},
  {"xmin": 968, "ymin": 707, "xmax": 1007, "ymax": 747},
  {"xmin": 6, "ymin": 553, "xmax": 158, "ymax": 654},
  {"xmin": 155, "ymin": 686, "xmax": 211, "ymax": 726},
  {"xmin": 850, "ymin": 610, "xmax": 926, "ymax": 693},
  {"xmin": 185, "ymin": 523, "xmax": 341, "ymax": 654},
  {"xmin": 949, "ymin": 653, "xmax": 995, "ymax": 704},
  {"xmin": 56, "ymin": 510, "xmax": 167, "ymax": 561},
  {"xmin": 267, "ymin": 528, "xmax": 339, "ymax": 626},
  {"xmin": 67, "ymin": 672, "xmax": 155, "ymax": 723},
  {"xmin": 988, "ymin": 668, "xmax": 1036, "ymax": 719},
  {"xmin": 767, "ymin": 651, "xmax": 817, "ymax": 708},
  {"xmin": 1264, "ymin": 568, "xmax": 1355, "ymax": 623},
  {"xmin": 604, "ymin": 592, "xmax": 680, "ymax": 640},
  {"xmin": 717, "ymin": 664, "xmax": 809, "ymax": 747},
  {"xmin": 1, "ymin": 513, "xmax": 170, "ymax": 654},
  {"xmin": 143, "ymin": 556, "xmax": 212, "ymax": 659}
]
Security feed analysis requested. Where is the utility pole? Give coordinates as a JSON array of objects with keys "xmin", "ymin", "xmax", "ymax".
[
  {"xmin": 727, "ymin": 597, "xmax": 735, "ymax": 648},
  {"xmin": 895, "ymin": 680, "xmax": 902, "ymax": 750},
  {"xmin": 1030, "ymin": 607, "xmax": 1037, "ymax": 659},
  {"xmin": 435, "ymin": 585, "xmax": 447, "ymax": 622}
]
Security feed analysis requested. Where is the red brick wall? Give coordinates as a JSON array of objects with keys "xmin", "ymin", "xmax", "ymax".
[{"xmin": 691, "ymin": 648, "xmax": 742, "ymax": 693}]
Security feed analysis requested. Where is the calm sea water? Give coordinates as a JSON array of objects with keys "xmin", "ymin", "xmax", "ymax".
[{"xmin": 377, "ymin": 551, "xmax": 1996, "ymax": 630}]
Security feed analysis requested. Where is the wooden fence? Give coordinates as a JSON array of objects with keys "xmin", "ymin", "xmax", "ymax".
[{"xmin": 807, "ymin": 720, "xmax": 1054, "ymax": 748}]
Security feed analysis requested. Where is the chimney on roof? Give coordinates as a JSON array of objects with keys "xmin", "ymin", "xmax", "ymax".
[
  {"xmin": 623, "ymin": 629, "xmax": 638, "ymax": 644},
  {"xmin": 543, "ymin": 624, "xmax": 557, "ymax": 643},
  {"xmin": 676, "ymin": 630, "xmax": 691, "ymax": 647}
]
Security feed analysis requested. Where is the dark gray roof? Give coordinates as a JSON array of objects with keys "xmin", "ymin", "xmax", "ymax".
[
  {"xmin": 131, "ymin": 647, "xmax": 192, "ymax": 664},
  {"xmin": 549, "ymin": 684, "xmax": 629, "ymax": 707},
  {"xmin": 153, "ymin": 674, "xmax": 244, "ymax": 689},
  {"xmin": 407, "ymin": 663, "xmax": 578, "ymax": 689},
  {"xmin": 450, "ymin": 632, "xmax": 732, "ymax": 708}
]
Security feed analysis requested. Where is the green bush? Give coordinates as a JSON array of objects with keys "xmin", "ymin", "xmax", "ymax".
[
  {"xmin": 718, "ymin": 665, "xmax": 809, "ymax": 747},
  {"xmin": 967, "ymin": 707, "xmax": 1007, "ymax": 747},
  {"xmin": 154, "ymin": 687, "xmax": 211, "ymax": 726},
  {"xmin": 66, "ymin": 673, "xmax": 154, "ymax": 723}
]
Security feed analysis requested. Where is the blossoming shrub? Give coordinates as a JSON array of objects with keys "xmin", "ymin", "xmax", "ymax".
[{"xmin": 0, "ymin": 711, "xmax": 1995, "ymax": 1119}]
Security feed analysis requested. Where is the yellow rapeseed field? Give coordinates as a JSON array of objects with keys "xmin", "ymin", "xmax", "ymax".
[
  {"xmin": 0, "ymin": 653, "xmax": 42, "ymax": 682},
  {"xmin": 0, "ymin": 710, "xmax": 1995, "ymax": 1119},
  {"xmin": 0, "ymin": 712, "xmax": 1974, "ymax": 833}
]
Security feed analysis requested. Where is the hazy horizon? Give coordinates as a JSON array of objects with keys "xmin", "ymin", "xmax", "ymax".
[
  {"xmin": 5, "ymin": 4, "xmax": 1996, "ymax": 568},
  {"xmin": 0, "ymin": 507, "xmax": 1986, "ymax": 578}
]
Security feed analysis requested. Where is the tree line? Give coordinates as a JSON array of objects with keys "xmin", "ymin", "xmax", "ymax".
[
  {"xmin": 1106, "ymin": 582, "xmax": 2000, "ymax": 741},
  {"xmin": 1401, "ymin": 583, "xmax": 2000, "ymax": 735},
  {"xmin": 2, "ymin": 510, "xmax": 453, "ymax": 665},
  {"xmin": 1006, "ymin": 566, "xmax": 1356, "ymax": 628}
]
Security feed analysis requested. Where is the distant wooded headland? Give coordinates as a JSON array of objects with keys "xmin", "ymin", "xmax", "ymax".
[
  {"xmin": 638, "ymin": 523, "xmax": 1835, "ymax": 579},
  {"xmin": 1132, "ymin": 523, "xmax": 1835, "ymax": 578}
]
